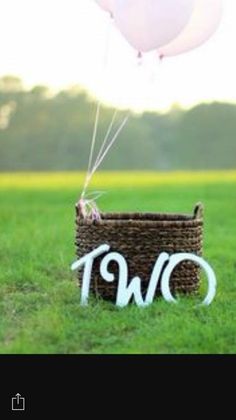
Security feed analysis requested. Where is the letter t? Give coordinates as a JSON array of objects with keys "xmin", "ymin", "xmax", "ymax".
[{"xmin": 71, "ymin": 244, "xmax": 110, "ymax": 305}]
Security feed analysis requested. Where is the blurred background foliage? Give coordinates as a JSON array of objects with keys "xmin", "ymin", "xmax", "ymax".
[{"xmin": 0, "ymin": 75, "xmax": 235, "ymax": 172}]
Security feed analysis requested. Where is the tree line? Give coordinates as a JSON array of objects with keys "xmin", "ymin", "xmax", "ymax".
[{"xmin": 0, "ymin": 75, "xmax": 235, "ymax": 171}]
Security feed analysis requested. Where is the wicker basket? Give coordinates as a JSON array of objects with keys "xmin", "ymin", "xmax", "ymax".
[{"xmin": 75, "ymin": 203, "xmax": 204, "ymax": 301}]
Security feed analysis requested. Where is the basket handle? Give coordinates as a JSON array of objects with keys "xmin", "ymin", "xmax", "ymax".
[
  {"xmin": 193, "ymin": 202, "xmax": 204, "ymax": 219},
  {"xmin": 75, "ymin": 200, "xmax": 86, "ymax": 219}
]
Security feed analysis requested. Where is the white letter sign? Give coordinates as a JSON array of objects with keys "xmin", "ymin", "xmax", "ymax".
[
  {"xmin": 71, "ymin": 244, "xmax": 217, "ymax": 307},
  {"xmin": 161, "ymin": 253, "xmax": 217, "ymax": 306}
]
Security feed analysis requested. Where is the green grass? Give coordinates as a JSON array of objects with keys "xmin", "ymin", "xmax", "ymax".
[{"xmin": 0, "ymin": 172, "xmax": 236, "ymax": 354}]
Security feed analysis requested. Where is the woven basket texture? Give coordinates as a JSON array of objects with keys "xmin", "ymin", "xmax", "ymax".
[{"xmin": 75, "ymin": 203, "xmax": 204, "ymax": 301}]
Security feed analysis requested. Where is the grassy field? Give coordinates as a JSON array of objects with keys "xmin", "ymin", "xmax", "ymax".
[{"xmin": 0, "ymin": 171, "xmax": 235, "ymax": 354}]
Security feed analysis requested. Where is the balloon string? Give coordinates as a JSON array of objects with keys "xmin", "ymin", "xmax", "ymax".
[
  {"xmin": 81, "ymin": 101, "xmax": 101, "ymax": 198},
  {"xmin": 80, "ymin": 16, "xmax": 130, "ymax": 201},
  {"xmin": 84, "ymin": 114, "xmax": 129, "ymax": 190},
  {"xmin": 93, "ymin": 109, "xmax": 117, "ymax": 169},
  {"xmin": 91, "ymin": 115, "xmax": 129, "ymax": 176},
  {"xmin": 81, "ymin": 14, "xmax": 112, "ymax": 199}
]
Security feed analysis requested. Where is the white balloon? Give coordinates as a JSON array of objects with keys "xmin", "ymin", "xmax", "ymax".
[
  {"xmin": 159, "ymin": 0, "xmax": 223, "ymax": 57},
  {"xmin": 112, "ymin": 0, "xmax": 195, "ymax": 52}
]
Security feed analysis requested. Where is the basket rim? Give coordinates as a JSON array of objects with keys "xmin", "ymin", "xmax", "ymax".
[
  {"xmin": 100, "ymin": 212, "xmax": 196, "ymax": 220},
  {"xmin": 75, "ymin": 202, "xmax": 204, "ymax": 227},
  {"xmin": 76, "ymin": 211, "xmax": 203, "ymax": 228}
]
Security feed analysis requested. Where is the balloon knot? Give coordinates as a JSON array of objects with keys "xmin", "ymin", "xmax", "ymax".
[
  {"xmin": 137, "ymin": 51, "xmax": 143, "ymax": 66},
  {"xmin": 78, "ymin": 197, "xmax": 101, "ymax": 221}
]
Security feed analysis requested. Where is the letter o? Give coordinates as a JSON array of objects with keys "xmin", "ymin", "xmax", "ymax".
[{"xmin": 161, "ymin": 253, "xmax": 217, "ymax": 306}]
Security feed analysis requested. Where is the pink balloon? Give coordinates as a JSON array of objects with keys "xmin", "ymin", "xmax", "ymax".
[
  {"xmin": 159, "ymin": 0, "xmax": 223, "ymax": 57},
  {"xmin": 112, "ymin": 0, "xmax": 195, "ymax": 52},
  {"xmin": 95, "ymin": 0, "xmax": 113, "ymax": 13}
]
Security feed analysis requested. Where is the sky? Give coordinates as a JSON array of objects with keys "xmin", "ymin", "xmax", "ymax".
[{"xmin": 0, "ymin": 0, "xmax": 235, "ymax": 112}]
